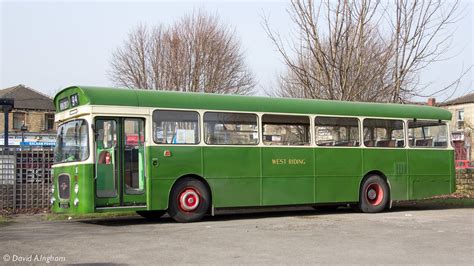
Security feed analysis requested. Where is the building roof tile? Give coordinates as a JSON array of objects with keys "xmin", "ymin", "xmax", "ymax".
[
  {"xmin": 439, "ymin": 92, "xmax": 474, "ymax": 106},
  {"xmin": 0, "ymin": 84, "xmax": 54, "ymax": 111}
]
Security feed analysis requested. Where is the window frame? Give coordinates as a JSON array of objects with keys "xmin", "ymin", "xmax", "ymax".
[
  {"xmin": 12, "ymin": 112, "xmax": 27, "ymax": 130},
  {"xmin": 123, "ymin": 117, "xmax": 145, "ymax": 195},
  {"xmin": 54, "ymin": 119, "xmax": 90, "ymax": 163},
  {"xmin": 407, "ymin": 119, "xmax": 449, "ymax": 149},
  {"xmin": 152, "ymin": 109, "xmax": 201, "ymax": 145},
  {"xmin": 314, "ymin": 116, "xmax": 361, "ymax": 147},
  {"xmin": 456, "ymin": 109, "xmax": 464, "ymax": 130},
  {"xmin": 261, "ymin": 113, "xmax": 311, "ymax": 147},
  {"xmin": 362, "ymin": 118, "xmax": 406, "ymax": 148},
  {"xmin": 203, "ymin": 111, "xmax": 260, "ymax": 146},
  {"xmin": 45, "ymin": 113, "xmax": 55, "ymax": 131}
]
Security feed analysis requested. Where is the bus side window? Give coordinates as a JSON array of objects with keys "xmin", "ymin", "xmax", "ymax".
[
  {"xmin": 152, "ymin": 110, "xmax": 200, "ymax": 145},
  {"xmin": 315, "ymin": 116, "xmax": 359, "ymax": 147},
  {"xmin": 262, "ymin": 114, "xmax": 310, "ymax": 146},
  {"xmin": 203, "ymin": 112, "xmax": 258, "ymax": 145},
  {"xmin": 363, "ymin": 119, "xmax": 405, "ymax": 148}
]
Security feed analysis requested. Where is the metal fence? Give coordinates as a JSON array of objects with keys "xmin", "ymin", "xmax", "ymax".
[{"xmin": 0, "ymin": 146, "xmax": 54, "ymax": 210}]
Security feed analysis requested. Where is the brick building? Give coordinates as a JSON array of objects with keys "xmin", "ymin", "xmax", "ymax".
[
  {"xmin": 438, "ymin": 93, "xmax": 474, "ymax": 160},
  {"xmin": 0, "ymin": 84, "xmax": 56, "ymax": 146}
]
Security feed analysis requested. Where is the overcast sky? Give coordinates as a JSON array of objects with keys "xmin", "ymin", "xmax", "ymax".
[{"xmin": 1, "ymin": 0, "xmax": 473, "ymax": 102}]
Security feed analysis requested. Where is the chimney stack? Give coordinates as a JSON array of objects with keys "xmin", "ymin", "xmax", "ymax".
[{"xmin": 427, "ymin": 98, "xmax": 436, "ymax": 106}]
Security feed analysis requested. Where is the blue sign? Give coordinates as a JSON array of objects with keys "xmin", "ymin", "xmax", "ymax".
[{"xmin": 20, "ymin": 142, "xmax": 56, "ymax": 146}]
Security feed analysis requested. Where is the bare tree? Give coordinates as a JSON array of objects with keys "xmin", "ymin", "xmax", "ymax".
[
  {"xmin": 390, "ymin": 0, "xmax": 460, "ymax": 102},
  {"xmin": 265, "ymin": 0, "xmax": 461, "ymax": 103},
  {"xmin": 110, "ymin": 24, "xmax": 150, "ymax": 89},
  {"xmin": 110, "ymin": 11, "xmax": 255, "ymax": 95}
]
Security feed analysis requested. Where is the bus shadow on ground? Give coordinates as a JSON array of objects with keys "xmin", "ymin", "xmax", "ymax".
[
  {"xmin": 81, "ymin": 207, "xmax": 351, "ymax": 226},
  {"xmin": 80, "ymin": 201, "xmax": 472, "ymax": 227}
]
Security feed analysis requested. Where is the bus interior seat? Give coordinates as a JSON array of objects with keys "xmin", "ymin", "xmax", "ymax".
[
  {"xmin": 415, "ymin": 139, "xmax": 433, "ymax": 147},
  {"xmin": 434, "ymin": 141, "xmax": 447, "ymax": 147},
  {"xmin": 376, "ymin": 140, "xmax": 387, "ymax": 147},
  {"xmin": 397, "ymin": 140, "xmax": 405, "ymax": 147},
  {"xmin": 335, "ymin": 141, "xmax": 350, "ymax": 146},
  {"xmin": 318, "ymin": 141, "xmax": 334, "ymax": 146},
  {"xmin": 376, "ymin": 140, "xmax": 397, "ymax": 147},
  {"xmin": 364, "ymin": 140, "xmax": 375, "ymax": 147}
]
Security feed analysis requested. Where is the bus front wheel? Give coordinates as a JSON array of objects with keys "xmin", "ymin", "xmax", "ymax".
[
  {"xmin": 358, "ymin": 175, "xmax": 389, "ymax": 213},
  {"xmin": 168, "ymin": 177, "xmax": 210, "ymax": 223}
]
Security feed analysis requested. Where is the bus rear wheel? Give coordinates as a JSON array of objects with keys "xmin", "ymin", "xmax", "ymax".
[
  {"xmin": 358, "ymin": 175, "xmax": 389, "ymax": 213},
  {"xmin": 136, "ymin": 210, "xmax": 166, "ymax": 219},
  {"xmin": 168, "ymin": 177, "xmax": 210, "ymax": 223}
]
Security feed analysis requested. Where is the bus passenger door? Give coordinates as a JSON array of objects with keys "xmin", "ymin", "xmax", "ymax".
[
  {"xmin": 95, "ymin": 117, "xmax": 147, "ymax": 208},
  {"xmin": 95, "ymin": 118, "xmax": 120, "ymax": 206},
  {"xmin": 121, "ymin": 118, "xmax": 146, "ymax": 205}
]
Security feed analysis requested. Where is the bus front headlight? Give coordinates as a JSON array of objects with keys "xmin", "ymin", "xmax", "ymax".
[
  {"xmin": 74, "ymin": 183, "xmax": 79, "ymax": 194},
  {"xmin": 51, "ymin": 184, "xmax": 55, "ymax": 194},
  {"xmin": 50, "ymin": 197, "xmax": 56, "ymax": 205},
  {"xmin": 73, "ymin": 198, "xmax": 79, "ymax": 207}
]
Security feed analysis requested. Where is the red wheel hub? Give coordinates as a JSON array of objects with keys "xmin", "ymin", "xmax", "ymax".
[
  {"xmin": 178, "ymin": 188, "xmax": 200, "ymax": 212},
  {"xmin": 365, "ymin": 183, "xmax": 384, "ymax": 206}
]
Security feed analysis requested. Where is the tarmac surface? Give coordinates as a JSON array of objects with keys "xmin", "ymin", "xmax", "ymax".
[{"xmin": 0, "ymin": 203, "xmax": 473, "ymax": 265}]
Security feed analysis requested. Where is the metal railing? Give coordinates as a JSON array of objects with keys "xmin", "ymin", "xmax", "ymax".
[{"xmin": 0, "ymin": 146, "xmax": 54, "ymax": 210}]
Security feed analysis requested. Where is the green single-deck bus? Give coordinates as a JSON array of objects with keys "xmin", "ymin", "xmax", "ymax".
[{"xmin": 51, "ymin": 86, "xmax": 455, "ymax": 222}]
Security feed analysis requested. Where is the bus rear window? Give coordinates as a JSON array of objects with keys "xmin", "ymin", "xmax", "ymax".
[{"xmin": 408, "ymin": 120, "xmax": 448, "ymax": 148}]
